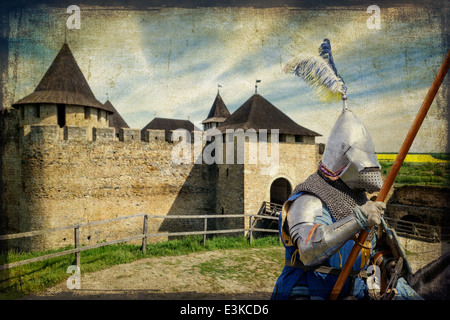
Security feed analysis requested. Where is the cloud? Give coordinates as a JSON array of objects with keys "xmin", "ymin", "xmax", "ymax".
[{"xmin": 6, "ymin": 5, "xmax": 448, "ymax": 152}]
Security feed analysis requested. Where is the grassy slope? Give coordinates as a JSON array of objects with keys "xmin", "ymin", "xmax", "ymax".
[{"xmin": 0, "ymin": 235, "xmax": 281, "ymax": 299}]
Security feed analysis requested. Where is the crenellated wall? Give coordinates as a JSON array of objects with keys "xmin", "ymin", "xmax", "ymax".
[
  {"xmin": 0, "ymin": 108, "xmax": 320, "ymax": 251},
  {"xmin": 1, "ymin": 109, "xmax": 217, "ymax": 250}
]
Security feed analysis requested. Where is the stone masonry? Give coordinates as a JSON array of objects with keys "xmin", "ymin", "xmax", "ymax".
[{"xmin": 0, "ymin": 107, "xmax": 321, "ymax": 251}]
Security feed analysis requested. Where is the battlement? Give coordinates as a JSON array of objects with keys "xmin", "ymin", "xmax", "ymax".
[
  {"xmin": 64, "ymin": 126, "xmax": 88, "ymax": 141},
  {"xmin": 93, "ymin": 127, "xmax": 115, "ymax": 142},
  {"xmin": 0, "ymin": 107, "xmax": 20, "ymax": 119},
  {"xmin": 26, "ymin": 125, "xmax": 60, "ymax": 142},
  {"xmin": 17, "ymin": 124, "xmax": 184, "ymax": 145},
  {"xmin": 142, "ymin": 129, "xmax": 165, "ymax": 143},
  {"xmin": 0, "ymin": 108, "xmax": 20, "ymax": 136},
  {"xmin": 119, "ymin": 128, "xmax": 141, "ymax": 142}
]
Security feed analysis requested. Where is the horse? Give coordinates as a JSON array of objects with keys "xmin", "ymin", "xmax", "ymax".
[{"xmin": 407, "ymin": 251, "xmax": 450, "ymax": 300}]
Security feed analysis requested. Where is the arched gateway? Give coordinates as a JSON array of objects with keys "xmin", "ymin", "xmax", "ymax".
[{"xmin": 270, "ymin": 177, "xmax": 292, "ymax": 205}]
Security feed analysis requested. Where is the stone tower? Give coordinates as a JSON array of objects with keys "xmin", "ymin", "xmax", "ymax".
[
  {"xmin": 213, "ymin": 93, "xmax": 322, "ymax": 230},
  {"xmin": 0, "ymin": 43, "xmax": 322, "ymax": 252},
  {"xmin": 0, "ymin": 43, "xmax": 116, "ymax": 251},
  {"xmin": 11, "ymin": 43, "xmax": 113, "ymax": 139},
  {"xmin": 202, "ymin": 92, "xmax": 230, "ymax": 131}
]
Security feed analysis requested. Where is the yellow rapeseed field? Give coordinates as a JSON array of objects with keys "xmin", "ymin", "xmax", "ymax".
[{"xmin": 377, "ymin": 154, "xmax": 449, "ymax": 163}]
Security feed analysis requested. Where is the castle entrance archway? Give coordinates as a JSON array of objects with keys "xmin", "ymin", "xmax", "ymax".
[{"xmin": 270, "ymin": 178, "xmax": 292, "ymax": 205}]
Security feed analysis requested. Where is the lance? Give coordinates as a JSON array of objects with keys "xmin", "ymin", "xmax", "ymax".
[{"xmin": 329, "ymin": 49, "xmax": 450, "ymax": 300}]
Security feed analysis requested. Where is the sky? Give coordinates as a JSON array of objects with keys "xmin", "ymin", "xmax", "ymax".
[{"xmin": 3, "ymin": 1, "xmax": 449, "ymax": 152}]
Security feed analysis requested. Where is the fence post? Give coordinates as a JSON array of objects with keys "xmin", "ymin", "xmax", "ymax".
[
  {"xmin": 142, "ymin": 214, "xmax": 148, "ymax": 254},
  {"xmin": 203, "ymin": 217, "xmax": 207, "ymax": 247},
  {"xmin": 249, "ymin": 216, "xmax": 253, "ymax": 246},
  {"xmin": 74, "ymin": 226, "xmax": 80, "ymax": 268}
]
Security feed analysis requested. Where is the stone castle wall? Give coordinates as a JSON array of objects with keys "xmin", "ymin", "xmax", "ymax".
[
  {"xmin": 386, "ymin": 185, "xmax": 450, "ymax": 230},
  {"xmin": 242, "ymin": 136, "xmax": 320, "ymax": 229},
  {"xmin": 215, "ymin": 133, "xmax": 320, "ymax": 231},
  {"xmin": 1, "ymin": 108, "xmax": 217, "ymax": 251},
  {"xmin": 1, "ymin": 108, "xmax": 320, "ymax": 251}
]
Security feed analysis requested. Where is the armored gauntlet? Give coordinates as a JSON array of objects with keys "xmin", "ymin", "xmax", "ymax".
[{"xmin": 353, "ymin": 201, "xmax": 386, "ymax": 228}]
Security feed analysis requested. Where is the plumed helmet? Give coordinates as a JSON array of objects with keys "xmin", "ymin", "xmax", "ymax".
[
  {"xmin": 321, "ymin": 97, "xmax": 383, "ymax": 193},
  {"xmin": 284, "ymin": 38, "xmax": 383, "ymax": 193}
]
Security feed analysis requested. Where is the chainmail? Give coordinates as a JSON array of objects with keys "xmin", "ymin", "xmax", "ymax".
[{"xmin": 291, "ymin": 171, "xmax": 368, "ymax": 221}]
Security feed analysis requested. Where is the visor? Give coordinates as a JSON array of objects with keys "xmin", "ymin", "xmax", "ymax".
[{"xmin": 344, "ymin": 145, "xmax": 380, "ymax": 172}]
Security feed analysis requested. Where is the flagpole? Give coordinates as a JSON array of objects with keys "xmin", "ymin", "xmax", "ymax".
[{"xmin": 255, "ymin": 79, "xmax": 261, "ymax": 93}]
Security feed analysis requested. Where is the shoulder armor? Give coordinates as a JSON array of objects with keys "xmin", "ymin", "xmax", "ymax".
[
  {"xmin": 287, "ymin": 194, "xmax": 323, "ymax": 246},
  {"xmin": 288, "ymin": 194, "xmax": 363, "ymax": 266},
  {"xmin": 288, "ymin": 193, "xmax": 323, "ymax": 224}
]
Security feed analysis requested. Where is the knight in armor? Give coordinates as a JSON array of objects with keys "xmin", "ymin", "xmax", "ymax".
[{"xmin": 271, "ymin": 95, "xmax": 422, "ymax": 300}]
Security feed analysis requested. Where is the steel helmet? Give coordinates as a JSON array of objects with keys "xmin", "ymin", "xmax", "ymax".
[{"xmin": 320, "ymin": 96, "xmax": 383, "ymax": 193}]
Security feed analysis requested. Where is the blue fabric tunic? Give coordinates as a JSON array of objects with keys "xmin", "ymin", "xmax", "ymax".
[
  {"xmin": 271, "ymin": 192, "xmax": 422, "ymax": 300},
  {"xmin": 271, "ymin": 192, "xmax": 370, "ymax": 300}
]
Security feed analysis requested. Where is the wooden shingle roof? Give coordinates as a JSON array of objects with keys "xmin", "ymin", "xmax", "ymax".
[
  {"xmin": 141, "ymin": 117, "xmax": 201, "ymax": 141},
  {"xmin": 217, "ymin": 94, "xmax": 321, "ymax": 136},
  {"xmin": 105, "ymin": 100, "xmax": 129, "ymax": 134},
  {"xmin": 202, "ymin": 93, "xmax": 230, "ymax": 124},
  {"xmin": 12, "ymin": 43, "xmax": 112, "ymax": 113},
  {"xmin": 142, "ymin": 117, "xmax": 201, "ymax": 132}
]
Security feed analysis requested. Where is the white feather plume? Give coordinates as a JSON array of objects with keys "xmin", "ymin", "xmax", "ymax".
[{"xmin": 284, "ymin": 53, "xmax": 346, "ymax": 103}]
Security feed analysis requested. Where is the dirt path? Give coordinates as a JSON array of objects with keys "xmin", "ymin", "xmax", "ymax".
[
  {"xmin": 22, "ymin": 247, "xmax": 285, "ymax": 300},
  {"xmin": 21, "ymin": 239, "xmax": 448, "ymax": 300}
]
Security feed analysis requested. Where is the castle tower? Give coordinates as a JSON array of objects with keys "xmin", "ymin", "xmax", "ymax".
[
  {"xmin": 11, "ymin": 43, "xmax": 113, "ymax": 136},
  {"xmin": 218, "ymin": 93, "xmax": 320, "ymax": 142},
  {"xmin": 1, "ymin": 43, "xmax": 322, "ymax": 252},
  {"xmin": 105, "ymin": 100, "xmax": 129, "ymax": 138},
  {"xmin": 202, "ymin": 92, "xmax": 230, "ymax": 130},
  {"xmin": 214, "ymin": 93, "xmax": 321, "ymax": 229},
  {"xmin": 1, "ymin": 44, "xmax": 219, "ymax": 252}
]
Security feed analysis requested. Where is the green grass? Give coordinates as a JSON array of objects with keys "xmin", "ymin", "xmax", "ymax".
[
  {"xmin": 191, "ymin": 243, "xmax": 283, "ymax": 283},
  {"xmin": 380, "ymin": 161, "xmax": 450, "ymax": 187},
  {"xmin": 0, "ymin": 235, "xmax": 281, "ymax": 299}
]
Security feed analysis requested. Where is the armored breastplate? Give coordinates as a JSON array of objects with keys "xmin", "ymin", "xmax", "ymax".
[{"xmin": 291, "ymin": 171, "xmax": 367, "ymax": 221}]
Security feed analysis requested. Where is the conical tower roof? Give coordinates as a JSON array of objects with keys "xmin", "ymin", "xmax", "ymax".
[
  {"xmin": 202, "ymin": 93, "xmax": 230, "ymax": 124},
  {"xmin": 105, "ymin": 100, "xmax": 129, "ymax": 134},
  {"xmin": 217, "ymin": 94, "xmax": 321, "ymax": 136},
  {"xmin": 13, "ymin": 43, "xmax": 111, "ymax": 113}
]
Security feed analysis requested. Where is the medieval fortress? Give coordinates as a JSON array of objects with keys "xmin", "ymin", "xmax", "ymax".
[{"xmin": 0, "ymin": 43, "xmax": 322, "ymax": 251}]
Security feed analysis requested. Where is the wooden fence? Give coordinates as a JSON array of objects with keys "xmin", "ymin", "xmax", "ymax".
[
  {"xmin": 384, "ymin": 217, "xmax": 450, "ymax": 242},
  {"xmin": 0, "ymin": 213, "xmax": 279, "ymax": 271},
  {"xmin": 2, "ymin": 210, "xmax": 447, "ymax": 272},
  {"xmin": 257, "ymin": 201, "xmax": 282, "ymax": 217}
]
